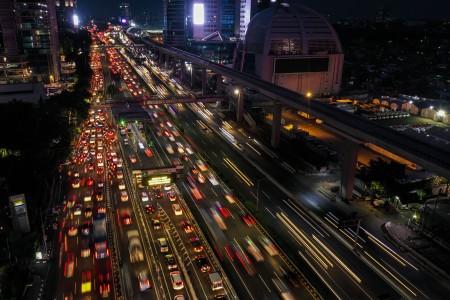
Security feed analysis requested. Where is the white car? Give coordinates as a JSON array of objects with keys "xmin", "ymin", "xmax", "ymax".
[
  {"xmin": 118, "ymin": 181, "xmax": 126, "ymax": 190},
  {"xmin": 141, "ymin": 192, "xmax": 149, "ymax": 202},
  {"xmin": 166, "ymin": 145, "xmax": 174, "ymax": 154},
  {"xmin": 207, "ymin": 172, "xmax": 219, "ymax": 186},
  {"xmin": 168, "ymin": 135, "xmax": 175, "ymax": 142},
  {"xmin": 169, "ymin": 271, "xmax": 184, "ymax": 290},
  {"xmin": 172, "ymin": 204, "xmax": 183, "ymax": 216},
  {"xmin": 185, "ymin": 147, "xmax": 193, "ymax": 155}
]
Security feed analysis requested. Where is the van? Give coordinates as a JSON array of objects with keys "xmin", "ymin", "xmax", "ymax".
[
  {"xmin": 208, "ymin": 272, "xmax": 223, "ymax": 291},
  {"xmin": 158, "ymin": 238, "xmax": 169, "ymax": 253}
]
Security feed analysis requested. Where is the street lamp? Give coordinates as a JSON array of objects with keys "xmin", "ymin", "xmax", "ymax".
[
  {"xmin": 234, "ymin": 88, "xmax": 240, "ymax": 96},
  {"xmin": 306, "ymin": 91, "xmax": 312, "ymax": 99}
]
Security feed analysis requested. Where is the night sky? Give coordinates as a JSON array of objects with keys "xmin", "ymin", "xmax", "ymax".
[{"xmin": 77, "ymin": 0, "xmax": 450, "ymax": 21}]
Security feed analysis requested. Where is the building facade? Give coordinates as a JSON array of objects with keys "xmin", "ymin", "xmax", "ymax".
[
  {"xmin": 15, "ymin": 0, "xmax": 60, "ymax": 82},
  {"xmin": 163, "ymin": 0, "xmax": 186, "ymax": 47},
  {"xmin": 55, "ymin": 0, "xmax": 77, "ymax": 30},
  {"xmin": 237, "ymin": 1, "xmax": 344, "ymax": 96}
]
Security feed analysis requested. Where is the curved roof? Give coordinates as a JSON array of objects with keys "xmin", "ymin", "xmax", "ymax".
[{"xmin": 244, "ymin": 1, "xmax": 342, "ymax": 56}]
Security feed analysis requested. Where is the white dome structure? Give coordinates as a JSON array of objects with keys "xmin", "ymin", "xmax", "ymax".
[{"xmin": 239, "ymin": 1, "xmax": 344, "ymax": 96}]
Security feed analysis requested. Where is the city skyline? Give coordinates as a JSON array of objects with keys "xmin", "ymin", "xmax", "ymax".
[{"xmin": 77, "ymin": 0, "xmax": 450, "ymax": 20}]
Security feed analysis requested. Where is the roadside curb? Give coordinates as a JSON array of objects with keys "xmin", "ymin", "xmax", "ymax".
[{"xmin": 382, "ymin": 221, "xmax": 450, "ymax": 283}]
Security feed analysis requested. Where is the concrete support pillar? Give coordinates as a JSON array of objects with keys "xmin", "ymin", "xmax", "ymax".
[
  {"xmin": 164, "ymin": 56, "xmax": 169, "ymax": 69},
  {"xmin": 341, "ymin": 140, "xmax": 358, "ymax": 201},
  {"xmin": 236, "ymin": 91, "xmax": 244, "ymax": 122},
  {"xmin": 201, "ymin": 68, "xmax": 207, "ymax": 96},
  {"xmin": 271, "ymin": 102, "xmax": 282, "ymax": 148},
  {"xmin": 180, "ymin": 60, "xmax": 186, "ymax": 83}
]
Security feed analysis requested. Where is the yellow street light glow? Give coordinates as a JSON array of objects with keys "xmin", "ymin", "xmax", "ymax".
[
  {"xmin": 234, "ymin": 88, "xmax": 240, "ymax": 95},
  {"xmin": 148, "ymin": 175, "xmax": 171, "ymax": 186},
  {"xmin": 306, "ymin": 91, "xmax": 313, "ymax": 98}
]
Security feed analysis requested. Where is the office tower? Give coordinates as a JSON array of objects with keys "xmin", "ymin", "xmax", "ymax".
[
  {"xmin": 119, "ymin": 2, "xmax": 131, "ymax": 23},
  {"xmin": 55, "ymin": 0, "xmax": 77, "ymax": 30},
  {"xmin": 163, "ymin": 0, "xmax": 186, "ymax": 47},
  {"xmin": 15, "ymin": 0, "xmax": 60, "ymax": 82}
]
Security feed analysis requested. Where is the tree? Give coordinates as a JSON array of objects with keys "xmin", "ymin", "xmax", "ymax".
[
  {"xmin": 416, "ymin": 189, "xmax": 427, "ymax": 202},
  {"xmin": 369, "ymin": 181, "xmax": 385, "ymax": 196}
]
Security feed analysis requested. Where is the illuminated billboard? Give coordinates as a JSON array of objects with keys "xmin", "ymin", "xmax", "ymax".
[
  {"xmin": 193, "ymin": 3, "xmax": 205, "ymax": 25},
  {"xmin": 147, "ymin": 175, "xmax": 172, "ymax": 186},
  {"xmin": 72, "ymin": 14, "xmax": 79, "ymax": 27}
]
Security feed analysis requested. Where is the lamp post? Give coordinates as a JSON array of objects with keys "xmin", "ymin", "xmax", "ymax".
[
  {"xmin": 3, "ymin": 57, "xmax": 7, "ymax": 81},
  {"xmin": 306, "ymin": 91, "xmax": 312, "ymax": 119}
]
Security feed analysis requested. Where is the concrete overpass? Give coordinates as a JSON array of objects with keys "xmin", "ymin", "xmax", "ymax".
[
  {"xmin": 133, "ymin": 37, "xmax": 450, "ymax": 199},
  {"xmin": 106, "ymin": 95, "xmax": 223, "ymax": 105}
]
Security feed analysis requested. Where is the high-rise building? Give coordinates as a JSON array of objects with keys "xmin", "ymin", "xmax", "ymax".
[
  {"xmin": 55, "ymin": 0, "xmax": 77, "ymax": 30},
  {"xmin": 163, "ymin": 0, "xmax": 186, "ymax": 47},
  {"xmin": 237, "ymin": 1, "xmax": 344, "ymax": 96},
  {"xmin": 15, "ymin": 0, "xmax": 60, "ymax": 82},
  {"xmin": 119, "ymin": 2, "xmax": 131, "ymax": 23},
  {"xmin": 237, "ymin": 0, "xmax": 270, "ymax": 40},
  {"xmin": 0, "ymin": 0, "xmax": 31, "ymax": 83},
  {"xmin": 190, "ymin": 0, "xmax": 236, "ymax": 40}
]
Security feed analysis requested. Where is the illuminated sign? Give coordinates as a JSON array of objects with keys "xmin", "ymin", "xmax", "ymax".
[
  {"xmin": 193, "ymin": 3, "xmax": 205, "ymax": 25},
  {"xmin": 72, "ymin": 14, "xmax": 79, "ymax": 27},
  {"xmin": 147, "ymin": 175, "xmax": 171, "ymax": 186}
]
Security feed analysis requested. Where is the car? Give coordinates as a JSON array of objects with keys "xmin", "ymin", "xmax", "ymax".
[
  {"xmin": 185, "ymin": 147, "xmax": 193, "ymax": 155},
  {"xmin": 144, "ymin": 148, "xmax": 153, "ymax": 157},
  {"xmin": 81, "ymin": 222, "xmax": 91, "ymax": 236},
  {"xmin": 81, "ymin": 271, "xmax": 92, "ymax": 294},
  {"xmin": 152, "ymin": 218, "xmax": 161, "ymax": 230},
  {"xmin": 259, "ymin": 236, "xmax": 279, "ymax": 256},
  {"xmin": 180, "ymin": 154, "xmax": 188, "ymax": 161},
  {"xmin": 207, "ymin": 172, "xmax": 219, "ymax": 186},
  {"xmin": 129, "ymin": 238, "xmax": 144, "ymax": 263},
  {"xmin": 86, "ymin": 177, "xmax": 94, "ymax": 187},
  {"xmin": 189, "ymin": 237, "xmax": 204, "ymax": 252},
  {"xmin": 154, "ymin": 189, "xmax": 163, "ymax": 199},
  {"xmin": 241, "ymin": 213, "xmax": 256, "ymax": 227},
  {"xmin": 73, "ymin": 172, "xmax": 80, "ymax": 178},
  {"xmin": 97, "ymin": 180, "xmax": 104, "ymax": 188},
  {"xmin": 64, "ymin": 252, "xmax": 75, "ymax": 278},
  {"xmin": 84, "ymin": 207, "xmax": 93, "ymax": 218},
  {"xmin": 95, "ymin": 192, "xmax": 104, "ymax": 202},
  {"xmin": 116, "ymin": 171, "xmax": 123, "ymax": 179},
  {"xmin": 166, "ymin": 144, "xmax": 174, "ymax": 154},
  {"xmin": 164, "ymin": 254, "xmax": 178, "ymax": 270},
  {"xmin": 98, "ymin": 273, "xmax": 111, "ymax": 298},
  {"xmin": 174, "ymin": 295, "xmax": 185, "ymax": 300},
  {"xmin": 169, "ymin": 271, "xmax": 184, "ymax": 290},
  {"xmin": 225, "ymin": 194, "xmax": 236, "ymax": 204},
  {"xmin": 141, "ymin": 191, "xmax": 149, "ymax": 202},
  {"xmin": 96, "ymin": 167, "xmax": 104, "ymax": 175},
  {"xmin": 120, "ymin": 191, "xmax": 129, "ymax": 202},
  {"xmin": 164, "ymin": 185, "xmax": 172, "ymax": 191},
  {"xmin": 68, "ymin": 226, "xmax": 78, "ymax": 236},
  {"xmin": 74, "ymin": 205, "xmax": 82, "ymax": 216},
  {"xmin": 80, "ymin": 245, "xmax": 91, "ymax": 258},
  {"xmin": 216, "ymin": 202, "xmax": 231, "ymax": 219},
  {"xmin": 144, "ymin": 204, "xmax": 155, "ymax": 214},
  {"xmin": 129, "ymin": 155, "xmax": 137, "ymax": 164},
  {"xmin": 138, "ymin": 271, "xmax": 151, "ymax": 292},
  {"xmin": 181, "ymin": 221, "xmax": 193, "ymax": 234},
  {"xmin": 118, "ymin": 181, "xmax": 126, "ymax": 190},
  {"xmin": 84, "ymin": 195, "xmax": 92, "ymax": 202},
  {"xmin": 197, "ymin": 173, "xmax": 206, "ymax": 184},
  {"xmin": 122, "ymin": 213, "xmax": 132, "ymax": 225},
  {"xmin": 97, "ymin": 206, "xmax": 106, "ymax": 214},
  {"xmin": 72, "ymin": 179, "xmax": 80, "ymax": 188},
  {"xmin": 195, "ymin": 160, "xmax": 207, "ymax": 171},
  {"xmin": 172, "ymin": 204, "xmax": 183, "ymax": 216},
  {"xmin": 194, "ymin": 255, "xmax": 211, "ymax": 272},
  {"xmin": 168, "ymin": 192, "xmax": 176, "ymax": 202}
]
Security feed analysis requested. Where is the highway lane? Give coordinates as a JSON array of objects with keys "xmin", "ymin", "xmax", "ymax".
[
  {"xmin": 136, "ymin": 102, "xmax": 318, "ymax": 300},
  {"xmin": 191, "ymin": 102, "xmax": 449, "ymax": 299}
]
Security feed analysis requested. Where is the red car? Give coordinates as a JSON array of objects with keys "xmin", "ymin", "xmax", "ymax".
[
  {"xmin": 241, "ymin": 213, "xmax": 256, "ymax": 227},
  {"xmin": 145, "ymin": 204, "xmax": 155, "ymax": 214},
  {"xmin": 216, "ymin": 202, "xmax": 231, "ymax": 219},
  {"xmin": 122, "ymin": 213, "xmax": 132, "ymax": 225},
  {"xmin": 98, "ymin": 272, "xmax": 110, "ymax": 298},
  {"xmin": 86, "ymin": 177, "xmax": 94, "ymax": 187}
]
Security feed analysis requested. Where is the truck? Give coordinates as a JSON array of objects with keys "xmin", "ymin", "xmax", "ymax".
[{"xmin": 93, "ymin": 213, "xmax": 109, "ymax": 259}]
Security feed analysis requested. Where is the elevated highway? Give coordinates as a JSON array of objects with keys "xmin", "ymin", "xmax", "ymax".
[{"xmin": 133, "ymin": 38, "xmax": 450, "ymax": 198}]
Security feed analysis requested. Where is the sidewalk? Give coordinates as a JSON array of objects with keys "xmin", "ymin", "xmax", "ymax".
[{"xmin": 384, "ymin": 221, "xmax": 450, "ymax": 281}]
